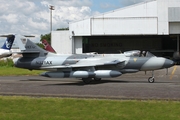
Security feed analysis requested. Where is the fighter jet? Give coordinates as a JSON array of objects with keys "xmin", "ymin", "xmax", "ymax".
[
  {"xmin": 0, "ymin": 35, "xmax": 15, "ymax": 58},
  {"xmin": 13, "ymin": 39, "xmax": 174, "ymax": 84}
]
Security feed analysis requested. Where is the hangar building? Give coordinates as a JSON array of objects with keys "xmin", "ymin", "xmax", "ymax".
[{"xmin": 52, "ymin": 0, "xmax": 180, "ymax": 58}]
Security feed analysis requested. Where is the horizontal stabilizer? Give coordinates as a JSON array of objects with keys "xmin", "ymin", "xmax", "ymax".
[
  {"xmin": 0, "ymin": 34, "xmax": 14, "ymax": 37},
  {"xmin": 23, "ymin": 35, "xmax": 35, "ymax": 37},
  {"xmin": 16, "ymin": 51, "xmax": 40, "ymax": 54}
]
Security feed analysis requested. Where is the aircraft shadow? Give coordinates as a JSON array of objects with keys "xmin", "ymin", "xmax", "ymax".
[
  {"xmin": 43, "ymin": 80, "xmax": 129, "ymax": 86},
  {"xmin": 20, "ymin": 78, "xmax": 173, "ymax": 86},
  {"xmin": 43, "ymin": 79, "xmax": 171, "ymax": 86},
  {"xmin": 20, "ymin": 79, "xmax": 50, "ymax": 82}
]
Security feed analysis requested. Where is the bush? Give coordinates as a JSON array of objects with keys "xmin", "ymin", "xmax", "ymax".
[{"xmin": 0, "ymin": 58, "xmax": 14, "ymax": 67}]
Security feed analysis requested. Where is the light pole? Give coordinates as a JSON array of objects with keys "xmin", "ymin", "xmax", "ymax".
[{"xmin": 49, "ymin": 5, "xmax": 55, "ymax": 32}]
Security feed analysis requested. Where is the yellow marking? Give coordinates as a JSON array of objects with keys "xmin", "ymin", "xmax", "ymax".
[
  {"xmin": 134, "ymin": 58, "xmax": 137, "ymax": 62},
  {"xmin": 170, "ymin": 66, "xmax": 177, "ymax": 80}
]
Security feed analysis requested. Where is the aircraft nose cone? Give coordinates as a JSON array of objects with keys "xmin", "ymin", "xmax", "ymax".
[{"xmin": 164, "ymin": 59, "xmax": 174, "ymax": 68}]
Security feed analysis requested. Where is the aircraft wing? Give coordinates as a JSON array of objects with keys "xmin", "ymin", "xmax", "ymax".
[
  {"xmin": 15, "ymin": 51, "xmax": 40, "ymax": 54},
  {"xmin": 40, "ymin": 59, "xmax": 125, "ymax": 69}
]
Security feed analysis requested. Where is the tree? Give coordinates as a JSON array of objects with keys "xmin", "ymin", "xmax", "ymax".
[
  {"xmin": 40, "ymin": 33, "xmax": 51, "ymax": 44},
  {"xmin": 56, "ymin": 27, "xmax": 69, "ymax": 31},
  {"xmin": 36, "ymin": 43, "xmax": 44, "ymax": 48}
]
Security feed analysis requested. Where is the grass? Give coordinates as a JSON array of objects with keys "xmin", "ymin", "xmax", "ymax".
[
  {"xmin": 0, "ymin": 67, "xmax": 44, "ymax": 76},
  {"xmin": 0, "ymin": 96, "xmax": 180, "ymax": 120}
]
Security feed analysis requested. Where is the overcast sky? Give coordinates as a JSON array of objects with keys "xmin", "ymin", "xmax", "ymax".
[{"xmin": 0, "ymin": 0, "xmax": 147, "ymax": 44}]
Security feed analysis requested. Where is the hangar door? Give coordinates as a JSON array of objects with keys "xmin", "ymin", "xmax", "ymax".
[
  {"xmin": 83, "ymin": 36, "xmax": 177, "ymax": 57},
  {"xmin": 83, "ymin": 36, "xmax": 161, "ymax": 53}
]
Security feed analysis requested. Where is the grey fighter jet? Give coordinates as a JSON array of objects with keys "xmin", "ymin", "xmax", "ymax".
[{"xmin": 13, "ymin": 39, "xmax": 174, "ymax": 84}]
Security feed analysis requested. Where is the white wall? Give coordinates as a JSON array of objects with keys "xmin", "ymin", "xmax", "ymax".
[
  {"xmin": 51, "ymin": 31, "xmax": 71, "ymax": 54},
  {"xmin": 69, "ymin": 19, "xmax": 91, "ymax": 36},
  {"xmin": 91, "ymin": 17, "xmax": 158, "ymax": 35},
  {"xmin": 73, "ymin": 36, "xmax": 82, "ymax": 54},
  {"xmin": 157, "ymin": 0, "xmax": 180, "ymax": 35}
]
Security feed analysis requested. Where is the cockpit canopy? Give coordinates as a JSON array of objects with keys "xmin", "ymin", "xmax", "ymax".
[{"xmin": 124, "ymin": 50, "xmax": 155, "ymax": 57}]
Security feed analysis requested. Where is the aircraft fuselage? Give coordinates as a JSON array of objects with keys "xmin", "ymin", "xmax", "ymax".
[{"xmin": 14, "ymin": 54, "xmax": 174, "ymax": 73}]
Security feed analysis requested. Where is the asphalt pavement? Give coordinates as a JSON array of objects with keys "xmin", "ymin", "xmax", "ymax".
[{"xmin": 0, "ymin": 66, "xmax": 179, "ymax": 100}]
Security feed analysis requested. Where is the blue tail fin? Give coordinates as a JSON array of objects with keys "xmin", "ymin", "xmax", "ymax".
[{"xmin": 1, "ymin": 35, "xmax": 15, "ymax": 50}]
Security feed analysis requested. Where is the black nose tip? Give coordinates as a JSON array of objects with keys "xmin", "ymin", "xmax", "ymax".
[{"xmin": 164, "ymin": 59, "xmax": 174, "ymax": 68}]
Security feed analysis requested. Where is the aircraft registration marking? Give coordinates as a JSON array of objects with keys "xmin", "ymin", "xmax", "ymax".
[
  {"xmin": 25, "ymin": 45, "xmax": 36, "ymax": 49},
  {"xmin": 36, "ymin": 61, "xmax": 52, "ymax": 65}
]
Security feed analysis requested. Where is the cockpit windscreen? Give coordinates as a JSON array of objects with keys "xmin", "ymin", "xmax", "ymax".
[{"xmin": 124, "ymin": 50, "xmax": 155, "ymax": 57}]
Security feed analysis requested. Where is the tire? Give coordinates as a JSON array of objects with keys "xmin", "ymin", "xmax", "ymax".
[{"xmin": 148, "ymin": 77, "xmax": 155, "ymax": 83}]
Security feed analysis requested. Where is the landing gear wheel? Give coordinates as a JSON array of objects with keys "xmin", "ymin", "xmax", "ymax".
[
  {"xmin": 148, "ymin": 77, "xmax": 155, "ymax": 83},
  {"xmin": 94, "ymin": 78, "xmax": 102, "ymax": 81},
  {"xmin": 82, "ymin": 78, "xmax": 92, "ymax": 84}
]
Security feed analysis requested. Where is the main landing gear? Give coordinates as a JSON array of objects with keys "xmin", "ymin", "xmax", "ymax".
[
  {"xmin": 148, "ymin": 71, "xmax": 155, "ymax": 83},
  {"xmin": 82, "ymin": 78, "xmax": 102, "ymax": 84},
  {"xmin": 94, "ymin": 78, "xmax": 102, "ymax": 81},
  {"xmin": 82, "ymin": 78, "xmax": 92, "ymax": 84}
]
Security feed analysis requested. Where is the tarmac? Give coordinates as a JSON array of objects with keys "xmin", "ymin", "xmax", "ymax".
[{"xmin": 0, "ymin": 66, "xmax": 179, "ymax": 100}]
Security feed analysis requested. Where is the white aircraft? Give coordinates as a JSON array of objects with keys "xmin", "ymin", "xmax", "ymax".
[{"xmin": 0, "ymin": 35, "xmax": 15, "ymax": 58}]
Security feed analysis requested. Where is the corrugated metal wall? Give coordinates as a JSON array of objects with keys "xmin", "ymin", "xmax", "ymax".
[{"xmin": 91, "ymin": 17, "xmax": 158, "ymax": 35}]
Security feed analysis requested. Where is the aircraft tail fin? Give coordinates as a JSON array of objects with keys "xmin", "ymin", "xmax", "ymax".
[
  {"xmin": 42, "ymin": 39, "xmax": 56, "ymax": 53},
  {"xmin": 20, "ymin": 39, "xmax": 49, "ymax": 57},
  {"xmin": 1, "ymin": 35, "xmax": 15, "ymax": 50}
]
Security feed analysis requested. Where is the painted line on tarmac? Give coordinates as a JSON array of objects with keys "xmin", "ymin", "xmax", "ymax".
[{"xmin": 170, "ymin": 66, "xmax": 177, "ymax": 80}]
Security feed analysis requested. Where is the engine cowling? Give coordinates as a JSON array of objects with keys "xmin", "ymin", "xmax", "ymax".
[{"xmin": 173, "ymin": 51, "xmax": 180, "ymax": 61}]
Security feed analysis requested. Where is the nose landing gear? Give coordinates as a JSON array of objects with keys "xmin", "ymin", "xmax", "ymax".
[
  {"xmin": 148, "ymin": 77, "xmax": 155, "ymax": 83},
  {"xmin": 148, "ymin": 71, "xmax": 155, "ymax": 83}
]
